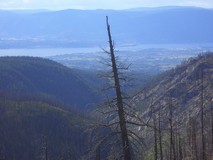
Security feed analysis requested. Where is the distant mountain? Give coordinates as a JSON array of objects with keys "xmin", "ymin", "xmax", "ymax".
[
  {"xmin": 0, "ymin": 56, "xmax": 100, "ymax": 109},
  {"xmin": 0, "ymin": 6, "xmax": 213, "ymax": 48},
  {"xmin": 131, "ymin": 52, "xmax": 213, "ymax": 119}
]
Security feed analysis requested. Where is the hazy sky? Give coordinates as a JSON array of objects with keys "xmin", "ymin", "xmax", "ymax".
[{"xmin": 0, "ymin": 0, "xmax": 213, "ymax": 10}]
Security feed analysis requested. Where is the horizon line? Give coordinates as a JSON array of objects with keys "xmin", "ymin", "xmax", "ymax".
[{"xmin": 0, "ymin": 5, "xmax": 213, "ymax": 11}]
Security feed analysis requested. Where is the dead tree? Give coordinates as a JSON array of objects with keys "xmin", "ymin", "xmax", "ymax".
[
  {"xmin": 178, "ymin": 133, "xmax": 183, "ymax": 160},
  {"xmin": 168, "ymin": 95, "xmax": 176, "ymax": 160},
  {"xmin": 200, "ymin": 67, "xmax": 207, "ymax": 160},
  {"xmin": 150, "ymin": 101, "xmax": 158, "ymax": 160},
  {"xmin": 43, "ymin": 136, "xmax": 48, "ymax": 160},
  {"xmin": 211, "ymin": 100, "xmax": 213, "ymax": 159},
  {"xmin": 105, "ymin": 16, "xmax": 132, "ymax": 160},
  {"xmin": 187, "ymin": 116, "xmax": 198, "ymax": 160},
  {"xmin": 158, "ymin": 105, "xmax": 163, "ymax": 160},
  {"xmin": 153, "ymin": 113, "xmax": 158, "ymax": 160},
  {"xmin": 90, "ymin": 16, "xmax": 147, "ymax": 160},
  {"xmin": 36, "ymin": 135, "xmax": 49, "ymax": 160},
  {"xmin": 95, "ymin": 146, "xmax": 100, "ymax": 160},
  {"xmin": 169, "ymin": 106, "xmax": 174, "ymax": 160}
]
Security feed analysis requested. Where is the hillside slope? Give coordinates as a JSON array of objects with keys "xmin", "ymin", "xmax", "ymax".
[
  {"xmin": 0, "ymin": 56, "xmax": 100, "ymax": 109},
  {"xmin": 127, "ymin": 52, "xmax": 213, "ymax": 159},
  {"xmin": 131, "ymin": 52, "xmax": 213, "ymax": 119},
  {"xmin": 0, "ymin": 97, "xmax": 88, "ymax": 160}
]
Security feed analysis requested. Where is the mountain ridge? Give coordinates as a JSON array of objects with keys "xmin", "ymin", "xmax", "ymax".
[
  {"xmin": 0, "ymin": 6, "xmax": 213, "ymax": 48},
  {"xmin": 0, "ymin": 56, "xmax": 100, "ymax": 109}
]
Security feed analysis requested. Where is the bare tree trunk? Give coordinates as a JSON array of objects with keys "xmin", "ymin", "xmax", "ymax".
[
  {"xmin": 158, "ymin": 106, "xmax": 163, "ymax": 160},
  {"xmin": 200, "ymin": 68, "xmax": 207, "ymax": 160},
  {"xmin": 192, "ymin": 122, "xmax": 198, "ymax": 160},
  {"xmin": 169, "ymin": 118, "xmax": 174, "ymax": 160},
  {"xmin": 40, "ymin": 136, "xmax": 48, "ymax": 160},
  {"xmin": 96, "ymin": 146, "xmax": 100, "ymax": 160},
  {"xmin": 188, "ymin": 116, "xmax": 198, "ymax": 160},
  {"xmin": 45, "ymin": 145, "xmax": 48, "ymax": 160},
  {"xmin": 175, "ymin": 130, "xmax": 179, "ymax": 160},
  {"xmin": 154, "ymin": 114, "xmax": 158, "ymax": 160},
  {"xmin": 211, "ymin": 101, "xmax": 213, "ymax": 158},
  {"xmin": 169, "ymin": 96, "xmax": 176, "ymax": 160},
  {"xmin": 178, "ymin": 134, "xmax": 183, "ymax": 160},
  {"xmin": 44, "ymin": 137, "xmax": 48, "ymax": 160},
  {"xmin": 106, "ymin": 16, "xmax": 131, "ymax": 160},
  {"xmin": 182, "ymin": 136, "xmax": 187, "ymax": 160}
]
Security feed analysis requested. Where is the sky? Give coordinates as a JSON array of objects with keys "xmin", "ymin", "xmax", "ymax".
[{"xmin": 0, "ymin": 0, "xmax": 213, "ymax": 10}]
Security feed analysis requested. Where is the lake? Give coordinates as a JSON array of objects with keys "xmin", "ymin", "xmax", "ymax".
[
  {"xmin": 0, "ymin": 47, "xmax": 101, "ymax": 57},
  {"xmin": 1, "ymin": 44, "xmax": 213, "ymax": 57}
]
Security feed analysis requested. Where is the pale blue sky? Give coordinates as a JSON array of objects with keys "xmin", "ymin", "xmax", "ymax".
[{"xmin": 0, "ymin": 0, "xmax": 213, "ymax": 10}]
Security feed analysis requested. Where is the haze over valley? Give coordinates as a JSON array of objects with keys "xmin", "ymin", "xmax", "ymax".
[{"xmin": 1, "ymin": 6, "xmax": 213, "ymax": 74}]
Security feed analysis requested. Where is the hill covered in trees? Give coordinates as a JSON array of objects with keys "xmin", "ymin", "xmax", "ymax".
[
  {"xmin": 0, "ymin": 56, "xmax": 100, "ymax": 109},
  {"xmin": 0, "ymin": 53, "xmax": 212, "ymax": 159},
  {"xmin": 0, "ymin": 97, "xmax": 89, "ymax": 160},
  {"xmin": 0, "ymin": 56, "xmax": 100, "ymax": 159}
]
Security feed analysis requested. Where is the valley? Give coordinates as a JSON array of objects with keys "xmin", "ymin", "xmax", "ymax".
[
  {"xmin": 0, "ymin": 5, "xmax": 213, "ymax": 160},
  {"xmin": 1, "ymin": 46, "xmax": 212, "ymax": 72},
  {"xmin": 0, "ymin": 52, "xmax": 212, "ymax": 159}
]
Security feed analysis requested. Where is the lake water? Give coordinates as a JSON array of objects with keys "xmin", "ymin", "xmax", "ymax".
[
  {"xmin": 0, "ymin": 44, "xmax": 213, "ymax": 57},
  {"xmin": 0, "ymin": 47, "xmax": 101, "ymax": 57}
]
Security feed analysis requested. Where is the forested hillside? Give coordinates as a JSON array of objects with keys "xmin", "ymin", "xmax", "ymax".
[
  {"xmin": 0, "ymin": 53, "xmax": 212, "ymax": 159},
  {"xmin": 0, "ymin": 57, "xmax": 101, "ymax": 159},
  {"xmin": 0, "ymin": 56, "xmax": 100, "ymax": 109},
  {"xmin": 0, "ymin": 97, "xmax": 89, "ymax": 160}
]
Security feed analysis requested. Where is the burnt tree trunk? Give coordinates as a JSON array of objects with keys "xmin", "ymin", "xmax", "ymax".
[
  {"xmin": 211, "ymin": 101, "xmax": 213, "ymax": 157},
  {"xmin": 158, "ymin": 106, "xmax": 163, "ymax": 160},
  {"xmin": 106, "ymin": 16, "xmax": 131, "ymax": 160},
  {"xmin": 154, "ymin": 114, "xmax": 158, "ymax": 160},
  {"xmin": 169, "ymin": 96, "xmax": 176, "ymax": 160},
  {"xmin": 200, "ymin": 68, "xmax": 207, "ymax": 160}
]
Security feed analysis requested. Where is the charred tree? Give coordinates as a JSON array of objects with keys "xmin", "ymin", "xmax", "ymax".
[
  {"xmin": 168, "ymin": 95, "xmax": 176, "ymax": 160},
  {"xmin": 150, "ymin": 103, "xmax": 158, "ymax": 160},
  {"xmin": 153, "ymin": 114, "xmax": 158, "ymax": 160},
  {"xmin": 105, "ymin": 16, "xmax": 132, "ymax": 160},
  {"xmin": 211, "ymin": 101, "xmax": 213, "ymax": 158},
  {"xmin": 158, "ymin": 105, "xmax": 163, "ymax": 160},
  {"xmin": 188, "ymin": 117, "xmax": 198, "ymax": 160},
  {"xmin": 200, "ymin": 67, "xmax": 207, "ymax": 160},
  {"xmin": 95, "ymin": 146, "xmax": 101, "ymax": 160}
]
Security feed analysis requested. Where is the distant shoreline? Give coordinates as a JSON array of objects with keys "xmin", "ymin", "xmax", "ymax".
[{"xmin": 0, "ymin": 44, "xmax": 213, "ymax": 57}]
